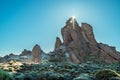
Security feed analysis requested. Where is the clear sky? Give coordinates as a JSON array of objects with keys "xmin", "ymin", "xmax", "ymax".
[{"xmin": 0, "ymin": 0, "xmax": 120, "ymax": 57}]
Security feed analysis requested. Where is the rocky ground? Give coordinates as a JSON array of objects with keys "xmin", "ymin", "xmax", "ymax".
[{"xmin": 0, "ymin": 60, "xmax": 120, "ymax": 80}]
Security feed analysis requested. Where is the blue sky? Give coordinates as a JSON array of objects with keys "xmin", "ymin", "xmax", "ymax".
[{"xmin": 0, "ymin": 0, "xmax": 120, "ymax": 56}]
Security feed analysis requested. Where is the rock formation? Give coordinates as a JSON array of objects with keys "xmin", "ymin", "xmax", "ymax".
[
  {"xmin": 20, "ymin": 49, "xmax": 32, "ymax": 56},
  {"xmin": 54, "ymin": 37, "xmax": 62, "ymax": 50},
  {"xmin": 0, "ymin": 47, "xmax": 43, "ymax": 63},
  {"xmin": 99, "ymin": 43, "xmax": 120, "ymax": 63},
  {"xmin": 32, "ymin": 44, "xmax": 43, "ymax": 63},
  {"xmin": 19, "ymin": 49, "xmax": 33, "ymax": 62},
  {"xmin": 0, "ymin": 53, "xmax": 19, "ymax": 62},
  {"xmin": 54, "ymin": 17, "xmax": 120, "ymax": 63},
  {"xmin": 0, "ymin": 17, "xmax": 119, "ymax": 64}
]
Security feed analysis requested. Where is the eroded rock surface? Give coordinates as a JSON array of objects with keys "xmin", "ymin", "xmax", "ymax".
[
  {"xmin": 32, "ymin": 44, "xmax": 43, "ymax": 63},
  {"xmin": 54, "ymin": 17, "xmax": 120, "ymax": 63},
  {"xmin": 54, "ymin": 37, "xmax": 62, "ymax": 50},
  {"xmin": 20, "ymin": 49, "xmax": 32, "ymax": 56}
]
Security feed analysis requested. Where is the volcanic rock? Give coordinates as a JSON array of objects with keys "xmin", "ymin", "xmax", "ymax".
[
  {"xmin": 32, "ymin": 44, "xmax": 43, "ymax": 63},
  {"xmin": 98, "ymin": 43, "xmax": 120, "ymax": 63},
  {"xmin": 61, "ymin": 18, "xmax": 89, "ymax": 63},
  {"xmin": 57, "ymin": 17, "xmax": 120, "ymax": 63},
  {"xmin": 20, "ymin": 49, "xmax": 32, "ymax": 56},
  {"xmin": 19, "ymin": 49, "xmax": 33, "ymax": 62},
  {"xmin": 81, "ymin": 23, "xmax": 97, "ymax": 45},
  {"xmin": 0, "ymin": 53, "xmax": 19, "ymax": 62},
  {"xmin": 54, "ymin": 37, "xmax": 62, "ymax": 50}
]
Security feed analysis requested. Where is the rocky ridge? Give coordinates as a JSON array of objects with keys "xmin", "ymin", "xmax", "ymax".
[{"xmin": 0, "ymin": 44, "xmax": 44, "ymax": 63}]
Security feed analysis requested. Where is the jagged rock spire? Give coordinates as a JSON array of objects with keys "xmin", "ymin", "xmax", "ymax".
[
  {"xmin": 32, "ymin": 44, "xmax": 43, "ymax": 63},
  {"xmin": 61, "ymin": 18, "xmax": 89, "ymax": 63},
  {"xmin": 54, "ymin": 37, "xmax": 62, "ymax": 50},
  {"xmin": 60, "ymin": 17, "xmax": 120, "ymax": 63},
  {"xmin": 65, "ymin": 17, "xmax": 79, "ymax": 29}
]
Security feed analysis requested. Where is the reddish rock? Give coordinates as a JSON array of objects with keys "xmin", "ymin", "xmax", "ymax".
[
  {"xmin": 32, "ymin": 44, "xmax": 43, "ymax": 63},
  {"xmin": 81, "ymin": 23, "xmax": 97, "ymax": 45},
  {"xmin": 61, "ymin": 18, "xmax": 89, "ymax": 63},
  {"xmin": 59, "ymin": 17, "xmax": 120, "ymax": 63},
  {"xmin": 99, "ymin": 43, "xmax": 120, "ymax": 63},
  {"xmin": 54, "ymin": 37, "xmax": 62, "ymax": 50}
]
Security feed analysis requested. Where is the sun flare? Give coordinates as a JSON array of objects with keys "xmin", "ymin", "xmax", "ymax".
[{"xmin": 72, "ymin": 16, "xmax": 76, "ymax": 19}]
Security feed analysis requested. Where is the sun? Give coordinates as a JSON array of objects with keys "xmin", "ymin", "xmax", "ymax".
[{"xmin": 72, "ymin": 16, "xmax": 76, "ymax": 19}]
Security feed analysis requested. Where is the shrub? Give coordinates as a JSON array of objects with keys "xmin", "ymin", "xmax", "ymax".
[
  {"xmin": 94, "ymin": 69, "xmax": 120, "ymax": 80},
  {"xmin": 0, "ymin": 69, "xmax": 13, "ymax": 80}
]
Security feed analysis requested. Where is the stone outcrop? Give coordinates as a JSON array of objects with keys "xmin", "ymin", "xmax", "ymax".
[
  {"xmin": 81, "ymin": 23, "xmax": 97, "ymax": 45},
  {"xmin": 0, "ymin": 53, "xmax": 19, "ymax": 62},
  {"xmin": 98, "ymin": 43, "xmax": 120, "ymax": 63},
  {"xmin": 0, "ymin": 46, "xmax": 43, "ymax": 63},
  {"xmin": 20, "ymin": 49, "xmax": 32, "ymax": 56},
  {"xmin": 32, "ymin": 44, "xmax": 43, "ymax": 63},
  {"xmin": 19, "ymin": 49, "xmax": 33, "ymax": 62},
  {"xmin": 54, "ymin": 17, "xmax": 120, "ymax": 63},
  {"xmin": 61, "ymin": 18, "xmax": 90, "ymax": 63},
  {"xmin": 54, "ymin": 37, "xmax": 62, "ymax": 50}
]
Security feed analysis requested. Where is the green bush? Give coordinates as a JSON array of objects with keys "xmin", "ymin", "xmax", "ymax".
[
  {"xmin": 94, "ymin": 69, "xmax": 120, "ymax": 80},
  {"xmin": 0, "ymin": 69, "xmax": 13, "ymax": 80}
]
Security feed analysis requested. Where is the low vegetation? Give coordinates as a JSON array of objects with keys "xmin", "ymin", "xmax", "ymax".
[
  {"xmin": 0, "ymin": 69, "xmax": 13, "ymax": 80},
  {"xmin": 94, "ymin": 69, "xmax": 120, "ymax": 80}
]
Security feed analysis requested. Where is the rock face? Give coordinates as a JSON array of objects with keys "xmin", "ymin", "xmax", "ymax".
[
  {"xmin": 99, "ymin": 43, "xmax": 120, "ymax": 63},
  {"xmin": 54, "ymin": 17, "xmax": 120, "ymax": 63},
  {"xmin": 19, "ymin": 49, "xmax": 33, "ymax": 62},
  {"xmin": 81, "ymin": 23, "xmax": 97, "ymax": 45},
  {"xmin": 0, "ymin": 53, "xmax": 19, "ymax": 62},
  {"xmin": 0, "ymin": 46, "xmax": 43, "ymax": 63},
  {"xmin": 54, "ymin": 37, "xmax": 62, "ymax": 50},
  {"xmin": 32, "ymin": 44, "xmax": 43, "ymax": 63},
  {"xmin": 20, "ymin": 49, "xmax": 32, "ymax": 56}
]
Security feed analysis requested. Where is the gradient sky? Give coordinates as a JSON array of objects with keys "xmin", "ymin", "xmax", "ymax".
[{"xmin": 0, "ymin": 0, "xmax": 120, "ymax": 57}]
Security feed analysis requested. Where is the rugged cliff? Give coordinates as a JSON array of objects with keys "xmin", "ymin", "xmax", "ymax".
[{"xmin": 54, "ymin": 17, "xmax": 120, "ymax": 63}]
